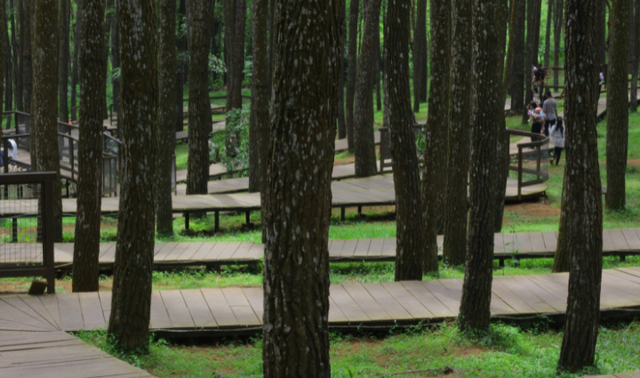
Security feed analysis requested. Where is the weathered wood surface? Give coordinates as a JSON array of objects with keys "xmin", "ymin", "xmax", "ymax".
[
  {"xmin": 586, "ymin": 373, "xmax": 640, "ymax": 378},
  {"xmin": 2, "ymin": 228, "xmax": 640, "ymax": 269},
  {"xmin": 4, "ymin": 268, "xmax": 640, "ymax": 334}
]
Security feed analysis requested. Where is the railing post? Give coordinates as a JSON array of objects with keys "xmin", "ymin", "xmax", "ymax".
[
  {"xmin": 517, "ymin": 146, "xmax": 523, "ymax": 200},
  {"xmin": 41, "ymin": 175, "xmax": 56, "ymax": 294}
]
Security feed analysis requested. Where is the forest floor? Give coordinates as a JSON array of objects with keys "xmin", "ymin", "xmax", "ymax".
[{"xmin": 2, "ymin": 110, "xmax": 640, "ymax": 377}]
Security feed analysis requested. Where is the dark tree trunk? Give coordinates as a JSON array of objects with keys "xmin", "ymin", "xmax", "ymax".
[
  {"xmin": 421, "ymin": 0, "xmax": 450, "ymax": 274},
  {"xmin": 57, "ymin": 0, "xmax": 70, "ymax": 122},
  {"xmin": 107, "ymin": 0, "xmax": 157, "ymax": 352},
  {"xmin": 553, "ymin": 0, "xmax": 563, "ymax": 86},
  {"xmin": 261, "ymin": 0, "xmax": 340, "ymax": 375},
  {"xmin": 22, "ymin": 0, "xmax": 31, "ymax": 114},
  {"xmin": 556, "ymin": 0, "xmax": 603, "ymax": 372},
  {"xmin": 412, "ymin": 0, "xmax": 425, "ymax": 113},
  {"xmin": 346, "ymin": 0, "xmax": 359, "ymax": 153},
  {"xmin": 3, "ymin": 5, "xmax": 11, "ymax": 120},
  {"xmin": 72, "ymin": 0, "xmax": 105, "ymax": 292},
  {"xmin": 157, "ymin": 0, "xmax": 176, "ymax": 236},
  {"xmin": 186, "ymin": 0, "xmax": 212, "ymax": 195},
  {"xmin": 353, "ymin": 0, "xmax": 380, "ymax": 178},
  {"xmin": 267, "ymin": 0, "xmax": 273, "ymax": 91},
  {"xmin": 385, "ymin": 0, "xmax": 425, "ymax": 281},
  {"xmin": 521, "ymin": 0, "xmax": 541, "ymax": 124},
  {"xmin": 33, "ymin": 0, "xmax": 62, "ymax": 241},
  {"xmin": 375, "ymin": 31, "xmax": 382, "ymax": 112},
  {"xmin": 509, "ymin": 0, "xmax": 526, "ymax": 113},
  {"xmin": 12, "ymin": 0, "xmax": 22, "ymax": 114},
  {"xmin": 544, "ymin": 0, "xmax": 552, "ymax": 69},
  {"xmin": 101, "ymin": 0, "xmax": 110, "ymax": 120},
  {"xmin": 595, "ymin": 0, "xmax": 606, "ymax": 66},
  {"xmin": 337, "ymin": 3, "xmax": 347, "ymax": 140},
  {"xmin": 175, "ymin": 0, "xmax": 186, "ymax": 132},
  {"xmin": 631, "ymin": 0, "xmax": 638, "ymax": 112},
  {"xmin": 459, "ymin": 0, "xmax": 506, "ymax": 333},
  {"xmin": 442, "ymin": 0, "xmax": 473, "ymax": 266},
  {"xmin": 230, "ymin": 0, "xmax": 245, "ymax": 109},
  {"xmin": 110, "ymin": 0, "xmax": 121, "ymax": 124},
  {"xmin": 421, "ymin": 35, "xmax": 427, "ymax": 103},
  {"xmin": 224, "ymin": 0, "xmax": 235, "ymax": 109},
  {"xmin": 0, "ymin": 0, "xmax": 5, "ymax": 120},
  {"xmin": 605, "ymin": 0, "xmax": 630, "ymax": 211},
  {"xmin": 70, "ymin": 0, "xmax": 80, "ymax": 121}
]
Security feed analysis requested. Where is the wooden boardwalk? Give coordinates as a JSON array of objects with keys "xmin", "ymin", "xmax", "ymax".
[
  {"xmin": 3, "ymin": 228, "xmax": 640, "ymax": 269},
  {"xmin": 3, "ymin": 267, "xmax": 640, "ymax": 336}
]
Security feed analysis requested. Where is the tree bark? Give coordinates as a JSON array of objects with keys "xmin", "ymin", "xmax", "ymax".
[
  {"xmin": 175, "ymin": 0, "xmax": 186, "ymax": 132},
  {"xmin": 630, "ymin": 0, "xmax": 638, "ymax": 112},
  {"xmin": 33, "ymin": 0, "xmax": 62, "ymax": 242},
  {"xmin": 459, "ymin": 0, "xmax": 506, "ymax": 333},
  {"xmin": 346, "ymin": 0, "xmax": 359, "ymax": 153},
  {"xmin": 442, "ymin": 0, "xmax": 473, "ymax": 266},
  {"xmin": 107, "ymin": 0, "xmax": 157, "ymax": 352},
  {"xmin": 337, "ymin": 2, "xmax": 347, "ymax": 140},
  {"xmin": 544, "ymin": 0, "xmax": 552, "ymax": 70},
  {"xmin": 224, "ymin": 0, "xmax": 235, "ymax": 109},
  {"xmin": 110, "ymin": 0, "xmax": 121, "ymax": 123},
  {"xmin": 412, "ymin": 0, "xmax": 425, "ymax": 113},
  {"xmin": 595, "ymin": 0, "xmax": 606, "ymax": 66},
  {"xmin": 521, "ymin": 0, "xmax": 541, "ymax": 124},
  {"xmin": 553, "ymin": 0, "xmax": 563, "ymax": 86},
  {"xmin": 57, "ymin": 0, "xmax": 70, "ymax": 122},
  {"xmin": 70, "ymin": 0, "xmax": 80, "ymax": 121},
  {"xmin": 261, "ymin": 0, "xmax": 340, "ymax": 375},
  {"xmin": 353, "ymin": 0, "xmax": 380, "ymax": 178},
  {"xmin": 605, "ymin": 0, "xmax": 630, "ymax": 211},
  {"xmin": 22, "ymin": 0, "xmax": 31, "ymax": 113},
  {"xmin": 157, "ymin": 0, "xmax": 176, "ymax": 236},
  {"xmin": 10, "ymin": 0, "xmax": 20, "ymax": 116},
  {"xmin": 509, "ymin": 0, "xmax": 526, "ymax": 113},
  {"xmin": 72, "ymin": 0, "xmax": 106, "ymax": 292},
  {"xmin": 421, "ymin": 0, "xmax": 450, "ymax": 274},
  {"xmin": 385, "ymin": 0, "xmax": 425, "ymax": 281},
  {"xmin": 0, "ymin": 0, "xmax": 5, "ymax": 121},
  {"xmin": 186, "ymin": 0, "xmax": 212, "ymax": 195},
  {"xmin": 230, "ymin": 0, "xmax": 245, "ymax": 110},
  {"xmin": 556, "ymin": 0, "xmax": 603, "ymax": 372},
  {"xmin": 3, "ymin": 3, "xmax": 10, "ymax": 119}
]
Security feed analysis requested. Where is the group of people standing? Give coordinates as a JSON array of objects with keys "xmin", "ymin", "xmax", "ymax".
[{"xmin": 527, "ymin": 87, "xmax": 565, "ymax": 166}]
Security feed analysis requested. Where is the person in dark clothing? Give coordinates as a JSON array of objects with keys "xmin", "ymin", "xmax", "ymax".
[
  {"xmin": 542, "ymin": 90, "xmax": 558, "ymax": 137},
  {"xmin": 527, "ymin": 101, "xmax": 544, "ymax": 134},
  {"xmin": 549, "ymin": 117, "xmax": 565, "ymax": 165}
]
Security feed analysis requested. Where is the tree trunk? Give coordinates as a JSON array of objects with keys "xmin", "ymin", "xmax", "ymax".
[
  {"xmin": 509, "ymin": 0, "xmax": 526, "ymax": 113},
  {"xmin": 553, "ymin": 0, "xmax": 563, "ymax": 87},
  {"xmin": 72, "ymin": 0, "xmax": 106, "ymax": 292},
  {"xmin": 353, "ymin": 0, "xmax": 380, "ymax": 178},
  {"xmin": 385, "ymin": 0, "xmax": 425, "ymax": 281},
  {"xmin": 186, "ymin": 0, "xmax": 212, "ymax": 195},
  {"xmin": 629, "ymin": 0, "xmax": 638, "ymax": 112},
  {"xmin": 3, "ymin": 5, "xmax": 11, "ymax": 120},
  {"xmin": 33, "ymin": 0, "xmax": 62, "ymax": 242},
  {"xmin": 556, "ymin": 0, "xmax": 603, "ymax": 372},
  {"xmin": 22, "ymin": 0, "xmax": 31, "ymax": 113},
  {"xmin": 544, "ymin": 0, "xmax": 552, "ymax": 70},
  {"xmin": 261, "ymin": 0, "xmax": 340, "ymax": 375},
  {"xmin": 57, "ymin": 0, "xmax": 70, "ymax": 122},
  {"xmin": 459, "ymin": 0, "xmax": 506, "ymax": 333},
  {"xmin": 337, "ymin": 3, "xmax": 347, "ymax": 140},
  {"xmin": 595, "ymin": 0, "xmax": 606, "ymax": 66},
  {"xmin": 346, "ymin": 0, "xmax": 359, "ymax": 153},
  {"xmin": 521, "ymin": 0, "xmax": 541, "ymax": 124},
  {"xmin": 267, "ymin": 0, "xmax": 273, "ymax": 91},
  {"xmin": 412, "ymin": 0, "xmax": 425, "ymax": 113},
  {"xmin": 375, "ymin": 25, "xmax": 382, "ymax": 112},
  {"xmin": 605, "ymin": 0, "xmax": 630, "ymax": 211},
  {"xmin": 107, "ymin": 0, "xmax": 157, "ymax": 352},
  {"xmin": 157, "ymin": 0, "xmax": 176, "ymax": 236},
  {"xmin": 442, "ymin": 0, "xmax": 473, "ymax": 266},
  {"xmin": 110, "ymin": 0, "xmax": 121, "ymax": 124},
  {"xmin": 421, "ymin": 0, "xmax": 450, "ymax": 274},
  {"xmin": 70, "ymin": 0, "xmax": 80, "ymax": 121},
  {"xmin": 224, "ymin": 0, "xmax": 235, "ymax": 109},
  {"xmin": 230, "ymin": 0, "xmax": 245, "ymax": 109},
  {"xmin": 175, "ymin": 0, "xmax": 186, "ymax": 132},
  {"xmin": 0, "ymin": 0, "xmax": 5, "ymax": 121}
]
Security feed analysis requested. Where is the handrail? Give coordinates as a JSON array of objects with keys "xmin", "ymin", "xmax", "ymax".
[{"xmin": 507, "ymin": 129, "xmax": 550, "ymax": 200}]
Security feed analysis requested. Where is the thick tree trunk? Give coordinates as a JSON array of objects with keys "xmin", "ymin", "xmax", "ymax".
[
  {"xmin": 605, "ymin": 0, "xmax": 630, "ymax": 211},
  {"xmin": 186, "ymin": 0, "xmax": 212, "ymax": 195},
  {"xmin": 337, "ymin": 4, "xmax": 347, "ymax": 140},
  {"xmin": 267, "ymin": 0, "xmax": 273, "ymax": 91},
  {"xmin": 261, "ymin": 0, "xmax": 340, "ymax": 376},
  {"xmin": 57, "ymin": 0, "xmax": 70, "ymax": 122},
  {"xmin": 72, "ymin": 0, "xmax": 105, "ymax": 292},
  {"xmin": 553, "ymin": 0, "xmax": 563, "ymax": 86},
  {"xmin": 346, "ymin": 0, "xmax": 359, "ymax": 153},
  {"xmin": 509, "ymin": 0, "xmax": 526, "ymax": 113},
  {"xmin": 631, "ymin": 0, "xmax": 638, "ymax": 112},
  {"xmin": 353, "ymin": 0, "xmax": 380, "ymax": 178},
  {"xmin": 422, "ymin": 0, "xmax": 450, "ymax": 274},
  {"xmin": 412, "ymin": 0, "xmax": 425, "ymax": 113},
  {"xmin": 442, "ymin": 0, "xmax": 473, "ymax": 266},
  {"xmin": 459, "ymin": 0, "xmax": 506, "ymax": 333},
  {"xmin": 157, "ymin": 0, "xmax": 176, "ymax": 236},
  {"xmin": 107, "ymin": 0, "xmax": 157, "ymax": 352},
  {"xmin": 33, "ymin": 0, "xmax": 62, "ymax": 241},
  {"xmin": 385, "ymin": 0, "xmax": 425, "ymax": 281},
  {"xmin": 556, "ymin": 0, "xmax": 603, "ymax": 372}
]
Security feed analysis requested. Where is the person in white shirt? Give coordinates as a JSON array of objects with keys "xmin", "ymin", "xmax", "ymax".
[{"xmin": 549, "ymin": 117, "xmax": 565, "ymax": 166}]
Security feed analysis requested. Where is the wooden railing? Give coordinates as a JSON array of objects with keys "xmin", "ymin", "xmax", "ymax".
[{"xmin": 507, "ymin": 129, "xmax": 550, "ymax": 200}]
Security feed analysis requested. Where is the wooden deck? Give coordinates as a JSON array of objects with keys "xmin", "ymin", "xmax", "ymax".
[
  {"xmin": 3, "ymin": 267, "xmax": 640, "ymax": 336},
  {"xmin": 3, "ymin": 228, "xmax": 639, "ymax": 269},
  {"xmin": 587, "ymin": 373, "xmax": 640, "ymax": 378}
]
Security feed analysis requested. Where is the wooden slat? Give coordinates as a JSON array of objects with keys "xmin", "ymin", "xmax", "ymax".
[
  {"xmin": 541, "ymin": 232, "xmax": 558, "ymax": 252},
  {"xmin": 149, "ymin": 291, "xmax": 173, "ymax": 329},
  {"xmin": 329, "ymin": 285, "xmax": 369, "ymax": 322},
  {"xmin": 221, "ymin": 287, "xmax": 260, "ymax": 325},
  {"xmin": 622, "ymin": 229, "xmax": 640, "ymax": 250},
  {"xmin": 57, "ymin": 294, "xmax": 84, "ymax": 331},
  {"xmin": 180, "ymin": 290, "xmax": 217, "ymax": 328},
  {"xmin": 201, "ymin": 288, "xmax": 239, "ymax": 327},
  {"xmin": 343, "ymin": 283, "xmax": 391, "ymax": 320},
  {"xmin": 160, "ymin": 290, "xmax": 195, "ymax": 328},
  {"xmin": 78, "ymin": 292, "xmax": 106, "ymax": 330}
]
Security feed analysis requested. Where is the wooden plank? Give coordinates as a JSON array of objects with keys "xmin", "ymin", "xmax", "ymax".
[
  {"xmin": 232, "ymin": 241, "xmax": 256, "ymax": 259},
  {"xmin": 39, "ymin": 294, "xmax": 62, "ymax": 330},
  {"xmin": 340, "ymin": 239, "xmax": 358, "ymax": 258},
  {"xmin": 420, "ymin": 280, "xmax": 460, "ymax": 316},
  {"xmin": 367, "ymin": 238, "xmax": 385, "ymax": 257},
  {"xmin": 242, "ymin": 287, "xmax": 264, "ymax": 320},
  {"xmin": 353, "ymin": 239, "xmax": 372, "ymax": 258},
  {"xmin": 609, "ymin": 229, "xmax": 630, "ymax": 251},
  {"xmin": 622, "ymin": 229, "xmax": 640, "ymax": 250},
  {"xmin": 98, "ymin": 291, "xmax": 112, "ymax": 320},
  {"xmin": 329, "ymin": 285, "xmax": 369, "ymax": 322},
  {"xmin": 160, "ymin": 290, "xmax": 195, "ymax": 328},
  {"xmin": 328, "ymin": 297, "xmax": 348, "ymax": 323},
  {"xmin": 363, "ymin": 282, "xmax": 412, "ymax": 320},
  {"xmin": 493, "ymin": 233, "xmax": 505, "ymax": 253},
  {"xmin": 529, "ymin": 232, "xmax": 547, "ymax": 254},
  {"xmin": 602, "ymin": 230, "xmax": 615, "ymax": 252},
  {"xmin": 221, "ymin": 287, "xmax": 260, "ymax": 325},
  {"xmin": 329, "ymin": 240, "xmax": 345, "ymax": 257},
  {"xmin": 149, "ymin": 291, "xmax": 173, "ymax": 329},
  {"xmin": 380, "ymin": 282, "xmax": 432, "ymax": 318},
  {"xmin": 343, "ymin": 283, "xmax": 391, "ymax": 320},
  {"xmin": 78, "ymin": 292, "xmax": 106, "ymax": 330},
  {"xmin": 164, "ymin": 243, "xmax": 190, "ymax": 262},
  {"xmin": 499, "ymin": 276, "xmax": 556, "ymax": 314},
  {"xmin": 401, "ymin": 281, "xmax": 452, "ymax": 318},
  {"xmin": 57, "ymin": 294, "xmax": 84, "ymax": 331},
  {"xmin": 154, "ymin": 242, "xmax": 179, "ymax": 262},
  {"xmin": 180, "ymin": 290, "xmax": 217, "ymax": 328},
  {"xmin": 514, "ymin": 232, "xmax": 533, "ymax": 254},
  {"xmin": 176, "ymin": 242, "xmax": 204, "ymax": 261},
  {"xmin": 541, "ymin": 232, "xmax": 558, "ymax": 252},
  {"xmin": 382, "ymin": 238, "xmax": 396, "ymax": 256},
  {"xmin": 190, "ymin": 242, "xmax": 219, "ymax": 261},
  {"xmin": 515, "ymin": 276, "xmax": 565, "ymax": 312},
  {"xmin": 16, "ymin": 295, "xmax": 60, "ymax": 331},
  {"xmin": 201, "ymin": 288, "xmax": 239, "ymax": 327}
]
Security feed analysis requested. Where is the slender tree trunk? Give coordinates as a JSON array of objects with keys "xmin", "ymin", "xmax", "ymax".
[
  {"xmin": 267, "ymin": 0, "xmax": 273, "ymax": 91},
  {"xmin": 229, "ymin": 0, "xmax": 245, "ymax": 109},
  {"xmin": 353, "ymin": 0, "xmax": 380, "ymax": 178},
  {"xmin": 509, "ymin": 0, "xmax": 526, "ymax": 113},
  {"xmin": 553, "ymin": 0, "xmax": 563, "ymax": 86},
  {"xmin": 33, "ymin": 0, "xmax": 61, "ymax": 241},
  {"xmin": 375, "ymin": 33, "xmax": 382, "ymax": 112},
  {"xmin": 107, "ymin": 0, "xmax": 157, "ymax": 352},
  {"xmin": 630, "ymin": 0, "xmax": 638, "ymax": 112},
  {"xmin": 262, "ymin": 0, "xmax": 339, "ymax": 376},
  {"xmin": 175, "ymin": 0, "xmax": 186, "ymax": 132},
  {"xmin": 13, "ymin": 0, "xmax": 22, "ymax": 114},
  {"xmin": 70, "ymin": 0, "xmax": 80, "ymax": 121},
  {"xmin": 22, "ymin": 0, "xmax": 31, "ymax": 113},
  {"xmin": 72, "ymin": 0, "xmax": 105, "ymax": 292},
  {"xmin": 605, "ymin": 0, "xmax": 630, "ymax": 211},
  {"xmin": 0, "ymin": 0, "xmax": 5, "ymax": 124},
  {"xmin": 4, "ymin": 0, "xmax": 13, "ymax": 118},
  {"xmin": 522, "ymin": 0, "xmax": 540, "ymax": 123},
  {"xmin": 459, "ymin": 0, "xmax": 506, "ymax": 333},
  {"xmin": 57, "ymin": 0, "xmax": 70, "ymax": 122},
  {"xmin": 110, "ymin": 0, "xmax": 121, "ymax": 123},
  {"xmin": 186, "ymin": 0, "xmax": 212, "ymax": 195},
  {"xmin": 101, "ymin": 0, "xmax": 110, "ymax": 120},
  {"xmin": 443, "ymin": 0, "xmax": 473, "ymax": 266},
  {"xmin": 157, "ymin": 0, "xmax": 176, "ymax": 236},
  {"xmin": 544, "ymin": 0, "xmax": 552, "ymax": 70},
  {"xmin": 337, "ymin": 3, "xmax": 347, "ymax": 140},
  {"xmin": 224, "ymin": 0, "xmax": 235, "ymax": 110},
  {"xmin": 385, "ymin": 0, "xmax": 425, "ymax": 281},
  {"xmin": 422, "ymin": 0, "xmax": 450, "ymax": 274},
  {"xmin": 595, "ymin": 0, "xmax": 606, "ymax": 66},
  {"xmin": 346, "ymin": 0, "xmax": 359, "ymax": 153},
  {"xmin": 556, "ymin": 0, "xmax": 603, "ymax": 372},
  {"xmin": 412, "ymin": 0, "xmax": 425, "ymax": 113}
]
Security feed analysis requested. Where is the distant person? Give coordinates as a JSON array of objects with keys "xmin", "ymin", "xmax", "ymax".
[
  {"xmin": 542, "ymin": 90, "xmax": 558, "ymax": 136},
  {"xmin": 598, "ymin": 65, "xmax": 605, "ymax": 102},
  {"xmin": 527, "ymin": 101, "xmax": 545, "ymax": 134},
  {"xmin": 549, "ymin": 117, "xmax": 565, "ymax": 165}
]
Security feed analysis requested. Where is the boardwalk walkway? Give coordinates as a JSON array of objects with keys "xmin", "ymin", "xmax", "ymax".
[{"xmin": 4, "ymin": 228, "xmax": 639, "ymax": 269}]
